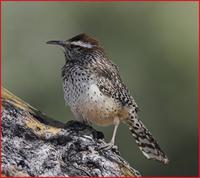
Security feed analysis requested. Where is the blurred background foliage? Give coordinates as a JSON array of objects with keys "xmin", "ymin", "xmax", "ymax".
[{"xmin": 2, "ymin": 2, "xmax": 198, "ymax": 176}]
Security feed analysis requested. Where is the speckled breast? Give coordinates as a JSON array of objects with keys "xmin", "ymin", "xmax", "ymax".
[{"xmin": 63, "ymin": 74, "xmax": 128, "ymax": 126}]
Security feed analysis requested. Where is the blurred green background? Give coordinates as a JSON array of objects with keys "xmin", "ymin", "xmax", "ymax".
[{"xmin": 2, "ymin": 2, "xmax": 198, "ymax": 176}]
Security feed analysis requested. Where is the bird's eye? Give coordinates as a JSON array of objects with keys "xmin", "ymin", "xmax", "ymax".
[{"xmin": 70, "ymin": 44, "xmax": 79, "ymax": 48}]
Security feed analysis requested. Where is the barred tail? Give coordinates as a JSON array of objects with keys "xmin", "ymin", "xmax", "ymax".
[{"xmin": 125, "ymin": 112, "xmax": 169, "ymax": 164}]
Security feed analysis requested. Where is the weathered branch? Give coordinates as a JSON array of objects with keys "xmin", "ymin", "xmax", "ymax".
[{"xmin": 1, "ymin": 88, "xmax": 141, "ymax": 176}]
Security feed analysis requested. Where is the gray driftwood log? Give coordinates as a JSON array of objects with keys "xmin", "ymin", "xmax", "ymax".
[{"xmin": 2, "ymin": 88, "xmax": 141, "ymax": 176}]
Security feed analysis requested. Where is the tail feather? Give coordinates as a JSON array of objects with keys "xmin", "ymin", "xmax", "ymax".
[{"xmin": 125, "ymin": 112, "xmax": 169, "ymax": 164}]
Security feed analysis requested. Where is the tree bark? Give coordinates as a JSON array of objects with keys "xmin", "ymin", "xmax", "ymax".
[{"xmin": 1, "ymin": 88, "xmax": 141, "ymax": 177}]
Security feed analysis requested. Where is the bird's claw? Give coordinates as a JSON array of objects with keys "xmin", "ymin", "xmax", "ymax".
[{"xmin": 100, "ymin": 142, "xmax": 118, "ymax": 151}]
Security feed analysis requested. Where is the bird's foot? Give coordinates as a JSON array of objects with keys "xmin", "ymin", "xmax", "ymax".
[{"xmin": 100, "ymin": 142, "xmax": 118, "ymax": 151}]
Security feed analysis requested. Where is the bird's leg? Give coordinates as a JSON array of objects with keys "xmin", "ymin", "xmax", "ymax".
[
  {"xmin": 100, "ymin": 117, "xmax": 120, "ymax": 150},
  {"xmin": 110, "ymin": 118, "xmax": 119, "ymax": 145}
]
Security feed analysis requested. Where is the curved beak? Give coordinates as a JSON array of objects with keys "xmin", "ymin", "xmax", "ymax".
[{"xmin": 46, "ymin": 40, "xmax": 66, "ymax": 46}]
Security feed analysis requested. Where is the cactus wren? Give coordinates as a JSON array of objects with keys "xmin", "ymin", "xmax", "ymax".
[{"xmin": 47, "ymin": 33, "xmax": 169, "ymax": 164}]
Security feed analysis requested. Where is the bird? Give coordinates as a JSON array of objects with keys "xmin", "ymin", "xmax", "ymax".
[{"xmin": 47, "ymin": 33, "xmax": 169, "ymax": 164}]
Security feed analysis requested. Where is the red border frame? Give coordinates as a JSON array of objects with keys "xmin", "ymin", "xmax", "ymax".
[
  {"xmin": 198, "ymin": 1, "xmax": 200, "ymax": 177},
  {"xmin": 0, "ymin": 0, "xmax": 2, "ymax": 176},
  {"xmin": 0, "ymin": 0, "xmax": 198, "ymax": 1},
  {"xmin": 0, "ymin": 0, "xmax": 199, "ymax": 177}
]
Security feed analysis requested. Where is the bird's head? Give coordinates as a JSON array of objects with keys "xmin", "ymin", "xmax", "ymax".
[{"xmin": 47, "ymin": 33, "xmax": 104, "ymax": 61}]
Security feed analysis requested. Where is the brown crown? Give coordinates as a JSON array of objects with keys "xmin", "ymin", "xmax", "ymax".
[{"xmin": 68, "ymin": 33, "xmax": 99, "ymax": 46}]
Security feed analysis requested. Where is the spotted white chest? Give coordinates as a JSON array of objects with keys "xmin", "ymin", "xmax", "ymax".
[{"xmin": 63, "ymin": 78, "xmax": 121, "ymax": 126}]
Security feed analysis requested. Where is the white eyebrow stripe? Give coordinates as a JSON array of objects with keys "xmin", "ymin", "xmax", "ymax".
[{"xmin": 71, "ymin": 41, "xmax": 94, "ymax": 48}]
